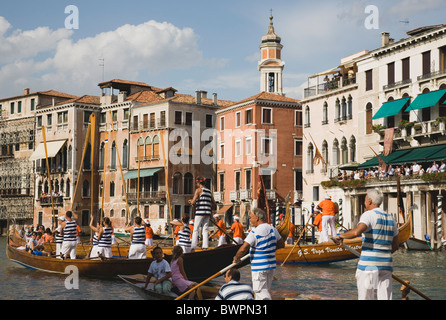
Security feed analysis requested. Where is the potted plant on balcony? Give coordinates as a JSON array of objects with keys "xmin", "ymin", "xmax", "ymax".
[
  {"xmin": 435, "ymin": 116, "xmax": 446, "ymax": 131},
  {"xmin": 398, "ymin": 120, "xmax": 415, "ymax": 137}
]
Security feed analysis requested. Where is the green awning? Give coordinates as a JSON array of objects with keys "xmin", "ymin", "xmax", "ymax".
[
  {"xmin": 372, "ymin": 97, "xmax": 410, "ymax": 120},
  {"xmin": 358, "ymin": 144, "xmax": 446, "ymax": 168},
  {"xmin": 123, "ymin": 167, "xmax": 163, "ymax": 180},
  {"xmin": 405, "ymin": 88, "xmax": 446, "ymax": 112},
  {"xmin": 391, "ymin": 145, "xmax": 446, "ymax": 165},
  {"xmin": 357, "ymin": 148, "xmax": 412, "ymax": 169}
]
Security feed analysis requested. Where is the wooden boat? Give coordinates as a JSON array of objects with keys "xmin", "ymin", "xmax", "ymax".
[
  {"xmin": 276, "ymin": 213, "xmax": 412, "ymax": 265},
  {"xmin": 405, "ymin": 237, "xmax": 433, "ymax": 251},
  {"xmin": 7, "ymin": 232, "xmax": 246, "ymax": 281},
  {"xmin": 118, "ymin": 274, "xmax": 219, "ymax": 300},
  {"xmin": 6, "ymin": 236, "xmax": 152, "ymax": 277}
]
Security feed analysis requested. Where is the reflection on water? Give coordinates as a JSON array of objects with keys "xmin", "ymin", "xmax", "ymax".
[{"xmin": 1, "ymin": 236, "xmax": 444, "ymax": 300}]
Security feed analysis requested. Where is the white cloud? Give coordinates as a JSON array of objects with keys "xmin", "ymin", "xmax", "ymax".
[{"xmin": 0, "ymin": 18, "xmax": 207, "ymax": 96}]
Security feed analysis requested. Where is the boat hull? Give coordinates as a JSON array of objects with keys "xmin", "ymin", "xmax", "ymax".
[{"xmin": 277, "ymin": 214, "xmax": 412, "ymax": 265}]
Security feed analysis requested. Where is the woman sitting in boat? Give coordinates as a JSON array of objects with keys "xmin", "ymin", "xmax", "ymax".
[
  {"xmin": 26, "ymin": 232, "xmax": 50, "ymax": 257},
  {"xmin": 170, "ymin": 246, "xmax": 198, "ymax": 299}
]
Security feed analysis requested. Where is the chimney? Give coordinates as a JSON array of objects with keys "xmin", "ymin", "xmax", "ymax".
[
  {"xmin": 381, "ymin": 32, "xmax": 390, "ymax": 47},
  {"xmin": 389, "ymin": 38, "xmax": 395, "ymax": 45},
  {"xmin": 195, "ymin": 90, "xmax": 201, "ymax": 104},
  {"xmin": 24, "ymin": 88, "xmax": 30, "ymax": 95},
  {"xmin": 213, "ymin": 93, "xmax": 218, "ymax": 106},
  {"xmin": 200, "ymin": 91, "xmax": 207, "ymax": 100}
]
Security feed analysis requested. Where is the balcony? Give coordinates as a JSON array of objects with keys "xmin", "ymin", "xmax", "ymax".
[
  {"xmin": 239, "ymin": 189, "xmax": 252, "ymax": 201},
  {"xmin": 213, "ymin": 191, "xmax": 224, "ymax": 203},
  {"xmin": 229, "ymin": 190, "xmax": 240, "ymax": 202},
  {"xmin": 127, "ymin": 191, "xmax": 166, "ymax": 203},
  {"xmin": 417, "ymin": 69, "xmax": 446, "ymax": 83},
  {"xmin": 383, "ymin": 78, "xmax": 412, "ymax": 91},
  {"xmin": 38, "ymin": 195, "xmax": 64, "ymax": 207},
  {"xmin": 293, "ymin": 190, "xmax": 303, "ymax": 203},
  {"xmin": 303, "ymin": 77, "xmax": 356, "ymax": 98}
]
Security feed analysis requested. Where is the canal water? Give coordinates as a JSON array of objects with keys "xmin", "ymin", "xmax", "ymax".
[{"xmin": 0, "ymin": 236, "xmax": 444, "ymax": 300}]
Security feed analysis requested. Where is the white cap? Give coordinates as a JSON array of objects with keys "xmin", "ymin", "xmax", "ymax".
[
  {"xmin": 144, "ymin": 219, "xmax": 150, "ymax": 225},
  {"xmin": 58, "ymin": 216, "xmax": 65, "ymax": 221},
  {"xmin": 189, "ymin": 220, "xmax": 194, "ymax": 225},
  {"xmin": 213, "ymin": 214, "xmax": 220, "ymax": 218},
  {"xmin": 324, "ymin": 194, "xmax": 331, "ymax": 199},
  {"xmin": 234, "ymin": 215, "xmax": 240, "ymax": 220}
]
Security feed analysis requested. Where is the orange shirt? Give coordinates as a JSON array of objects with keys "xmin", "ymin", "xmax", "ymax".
[
  {"xmin": 217, "ymin": 220, "xmax": 225, "ymax": 237},
  {"xmin": 145, "ymin": 226, "xmax": 154, "ymax": 239},
  {"xmin": 189, "ymin": 224, "xmax": 194, "ymax": 239},
  {"xmin": 231, "ymin": 221, "xmax": 244, "ymax": 238},
  {"xmin": 174, "ymin": 226, "xmax": 179, "ymax": 240},
  {"xmin": 317, "ymin": 199, "xmax": 338, "ymax": 216},
  {"xmin": 313, "ymin": 214, "xmax": 322, "ymax": 232},
  {"xmin": 288, "ymin": 222, "xmax": 295, "ymax": 238},
  {"xmin": 76, "ymin": 225, "xmax": 81, "ymax": 236}
]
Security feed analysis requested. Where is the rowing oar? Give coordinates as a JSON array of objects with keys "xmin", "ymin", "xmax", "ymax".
[
  {"xmin": 281, "ymin": 215, "xmax": 312, "ymax": 266},
  {"xmin": 331, "ymin": 237, "xmax": 432, "ymax": 300},
  {"xmin": 174, "ymin": 253, "xmax": 250, "ymax": 300}
]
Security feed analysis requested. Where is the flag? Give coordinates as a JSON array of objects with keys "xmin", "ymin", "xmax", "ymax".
[
  {"xmin": 309, "ymin": 133, "xmax": 326, "ymax": 167},
  {"xmin": 257, "ymin": 174, "xmax": 270, "ymax": 224},
  {"xmin": 369, "ymin": 146, "xmax": 387, "ymax": 172}
]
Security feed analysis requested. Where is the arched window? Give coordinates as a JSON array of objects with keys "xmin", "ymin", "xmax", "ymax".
[
  {"xmin": 67, "ymin": 145, "xmax": 72, "ymax": 169},
  {"xmin": 184, "ymin": 172, "xmax": 194, "ymax": 194},
  {"xmin": 332, "ymin": 139, "xmax": 340, "ymax": 166},
  {"xmin": 66, "ymin": 179, "xmax": 71, "ymax": 198},
  {"xmin": 365, "ymin": 103, "xmax": 373, "ymax": 134},
  {"xmin": 341, "ymin": 137, "xmax": 348, "ymax": 164},
  {"xmin": 347, "ymin": 95, "xmax": 353, "ymax": 119},
  {"xmin": 307, "ymin": 143, "xmax": 314, "ymax": 173},
  {"xmin": 99, "ymin": 142, "xmax": 105, "ymax": 170},
  {"xmin": 173, "ymin": 172, "xmax": 182, "ymax": 194},
  {"xmin": 305, "ymin": 106, "xmax": 310, "ymax": 127},
  {"xmin": 349, "ymin": 136, "xmax": 356, "ymax": 163},
  {"xmin": 110, "ymin": 181, "xmax": 115, "ymax": 197},
  {"xmin": 145, "ymin": 136, "xmax": 152, "ymax": 159},
  {"xmin": 152, "ymin": 135, "xmax": 160, "ymax": 159},
  {"xmin": 335, "ymin": 99, "xmax": 340, "ymax": 121},
  {"xmin": 322, "ymin": 102, "xmax": 328, "ymax": 124},
  {"xmin": 84, "ymin": 143, "xmax": 91, "ymax": 170},
  {"xmin": 122, "ymin": 139, "xmax": 128, "ymax": 169},
  {"xmin": 341, "ymin": 97, "xmax": 347, "ymax": 119},
  {"xmin": 322, "ymin": 140, "xmax": 329, "ymax": 166},
  {"xmin": 137, "ymin": 137, "xmax": 144, "ymax": 160},
  {"xmin": 110, "ymin": 141, "xmax": 116, "ymax": 170}
]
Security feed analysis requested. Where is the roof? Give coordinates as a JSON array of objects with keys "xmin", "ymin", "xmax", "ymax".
[
  {"xmin": 0, "ymin": 89, "xmax": 78, "ymax": 102},
  {"xmin": 98, "ymin": 79, "xmax": 152, "ymax": 89}
]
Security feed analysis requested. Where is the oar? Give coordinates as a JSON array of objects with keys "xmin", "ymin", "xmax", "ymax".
[
  {"xmin": 174, "ymin": 253, "xmax": 250, "ymax": 300},
  {"xmin": 331, "ymin": 237, "xmax": 432, "ymax": 300},
  {"xmin": 281, "ymin": 215, "xmax": 312, "ymax": 266},
  {"xmin": 209, "ymin": 217, "xmax": 238, "ymax": 245}
]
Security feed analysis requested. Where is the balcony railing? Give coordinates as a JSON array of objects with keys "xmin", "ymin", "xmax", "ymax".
[
  {"xmin": 303, "ymin": 77, "xmax": 356, "ymax": 98},
  {"xmin": 127, "ymin": 191, "xmax": 166, "ymax": 202},
  {"xmin": 213, "ymin": 191, "xmax": 224, "ymax": 202},
  {"xmin": 383, "ymin": 78, "xmax": 412, "ymax": 91}
]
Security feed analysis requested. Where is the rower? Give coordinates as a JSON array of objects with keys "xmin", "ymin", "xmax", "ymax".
[
  {"xmin": 97, "ymin": 217, "xmax": 113, "ymax": 258},
  {"xmin": 60, "ymin": 211, "xmax": 78, "ymax": 260},
  {"xmin": 127, "ymin": 216, "xmax": 147, "ymax": 259}
]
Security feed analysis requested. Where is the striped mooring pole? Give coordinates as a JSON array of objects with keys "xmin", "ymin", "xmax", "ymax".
[{"xmin": 338, "ymin": 198, "xmax": 343, "ymax": 227}]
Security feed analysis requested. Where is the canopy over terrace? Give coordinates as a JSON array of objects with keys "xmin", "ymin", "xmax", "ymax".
[{"xmin": 358, "ymin": 144, "xmax": 446, "ymax": 169}]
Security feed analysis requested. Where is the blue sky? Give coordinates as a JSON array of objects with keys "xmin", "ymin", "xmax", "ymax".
[{"xmin": 1, "ymin": 0, "xmax": 446, "ymax": 102}]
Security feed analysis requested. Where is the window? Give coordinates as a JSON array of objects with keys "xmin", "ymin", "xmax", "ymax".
[
  {"xmin": 235, "ymin": 171, "xmax": 241, "ymax": 191},
  {"xmin": 332, "ymin": 139, "xmax": 340, "ymax": 166},
  {"xmin": 173, "ymin": 172, "xmax": 182, "ymax": 194},
  {"xmin": 365, "ymin": 69, "xmax": 373, "ymax": 91},
  {"xmin": 387, "ymin": 62, "xmax": 395, "ymax": 85},
  {"xmin": 261, "ymin": 137, "xmax": 272, "ymax": 155},
  {"xmin": 219, "ymin": 173, "xmax": 225, "ymax": 192},
  {"xmin": 110, "ymin": 141, "xmax": 116, "ymax": 169},
  {"xmin": 322, "ymin": 140, "xmax": 328, "ymax": 165},
  {"xmin": 341, "ymin": 137, "xmax": 348, "ymax": 164},
  {"xmin": 57, "ymin": 111, "xmax": 68, "ymax": 124},
  {"xmin": 133, "ymin": 115, "xmax": 138, "ymax": 130},
  {"xmin": 82, "ymin": 180, "xmax": 90, "ymax": 197},
  {"xmin": 206, "ymin": 114, "xmax": 213, "ymax": 128},
  {"xmin": 322, "ymin": 102, "xmax": 328, "ymax": 124},
  {"xmin": 37, "ymin": 116, "xmax": 42, "ymax": 128},
  {"xmin": 235, "ymin": 139, "xmax": 241, "ymax": 157},
  {"xmin": 402, "ymin": 57, "xmax": 410, "ymax": 81},
  {"xmin": 112, "ymin": 110, "xmax": 118, "ymax": 122},
  {"xmin": 122, "ymin": 140, "xmax": 128, "ymax": 169},
  {"xmin": 421, "ymin": 51, "xmax": 431, "ymax": 76},
  {"xmin": 347, "ymin": 95, "xmax": 353, "ymax": 119},
  {"xmin": 245, "ymin": 170, "xmax": 252, "ymax": 190},
  {"xmin": 160, "ymin": 111, "xmax": 166, "ymax": 127},
  {"xmin": 220, "ymin": 116, "xmax": 225, "ymax": 131},
  {"xmin": 349, "ymin": 136, "xmax": 356, "ymax": 163},
  {"xmin": 84, "ymin": 111, "xmax": 92, "ymax": 123},
  {"xmin": 18, "ymin": 101, "xmax": 22, "ymax": 113},
  {"xmin": 152, "ymin": 135, "xmax": 160, "ymax": 158},
  {"xmin": 245, "ymin": 109, "xmax": 252, "ymax": 124},
  {"xmin": 262, "ymin": 108, "xmax": 272, "ymax": 124},
  {"xmin": 220, "ymin": 143, "xmax": 225, "ymax": 160},
  {"xmin": 304, "ymin": 106, "xmax": 310, "ymax": 127},
  {"xmin": 184, "ymin": 173, "xmax": 194, "ymax": 194},
  {"xmin": 294, "ymin": 139, "xmax": 302, "ymax": 156},
  {"xmin": 31, "ymin": 99, "xmax": 35, "ymax": 111},
  {"xmin": 313, "ymin": 186, "xmax": 319, "ymax": 201},
  {"xmin": 110, "ymin": 181, "xmax": 115, "ymax": 197},
  {"xmin": 10, "ymin": 102, "xmax": 14, "ymax": 115},
  {"xmin": 99, "ymin": 142, "xmax": 105, "ymax": 170},
  {"xmin": 268, "ymin": 73, "xmax": 275, "ymax": 93},
  {"xmin": 145, "ymin": 136, "xmax": 152, "ymax": 159},
  {"xmin": 159, "ymin": 205, "xmax": 165, "ymax": 219},
  {"xmin": 123, "ymin": 108, "xmax": 129, "ymax": 121},
  {"xmin": 235, "ymin": 112, "xmax": 241, "ymax": 127},
  {"xmin": 365, "ymin": 103, "xmax": 373, "ymax": 134},
  {"xmin": 143, "ymin": 114, "xmax": 148, "ymax": 129},
  {"xmin": 245, "ymin": 137, "xmax": 252, "ymax": 155},
  {"xmin": 84, "ymin": 143, "xmax": 91, "ymax": 170},
  {"xmin": 307, "ymin": 143, "xmax": 314, "ymax": 173},
  {"xmin": 185, "ymin": 112, "xmax": 192, "ymax": 126},
  {"xmin": 175, "ymin": 111, "xmax": 182, "ymax": 124},
  {"xmin": 47, "ymin": 114, "xmax": 52, "ymax": 127}
]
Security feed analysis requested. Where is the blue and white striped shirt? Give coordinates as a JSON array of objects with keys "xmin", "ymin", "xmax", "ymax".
[
  {"xmin": 98, "ymin": 227, "xmax": 113, "ymax": 248},
  {"xmin": 195, "ymin": 187, "xmax": 212, "ymax": 216},
  {"xmin": 215, "ymin": 280, "xmax": 255, "ymax": 300},
  {"xmin": 245, "ymin": 224, "xmax": 281, "ymax": 272},
  {"xmin": 63, "ymin": 220, "xmax": 77, "ymax": 242},
  {"xmin": 178, "ymin": 224, "xmax": 192, "ymax": 249},
  {"xmin": 132, "ymin": 226, "xmax": 146, "ymax": 245},
  {"xmin": 358, "ymin": 209, "xmax": 398, "ymax": 272}
]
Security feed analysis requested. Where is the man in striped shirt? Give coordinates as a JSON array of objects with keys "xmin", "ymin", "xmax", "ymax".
[
  {"xmin": 233, "ymin": 208, "xmax": 285, "ymax": 300},
  {"xmin": 336, "ymin": 189, "xmax": 399, "ymax": 300},
  {"xmin": 126, "ymin": 216, "xmax": 147, "ymax": 259},
  {"xmin": 215, "ymin": 268, "xmax": 254, "ymax": 300},
  {"xmin": 60, "ymin": 211, "xmax": 78, "ymax": 259}
]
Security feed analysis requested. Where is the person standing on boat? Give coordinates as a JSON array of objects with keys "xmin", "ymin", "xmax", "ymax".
[
  {"xmin": 97, "ymin": 217, "xmax": 113, "ymax": 258},
  {"xmin": 230, "ymin": 215, "xmax": 245, "ymax": 245},
  {"xmin": 189, "ymin": 177, "xmax": 216, "ymax": 251},
  {"xmin": 210, "ymin": 214, "xmax": 227, "ymax": 247},
  {"xmin": 53, "ymin": 216, "xmax": 65, "ymax": 258},
  {"xmin": 233, "ymin": 208, "xmax": 285, "ymax": 300},
  {"xmin": 144, "ymin": 219, "xmax": 154, "ymax": 246},
  {"xmin": 126, "ymin": 216, "xmax": 147, "ymax": 259},
  {"xmin": 60, "ymin": 211, "xmax": 78, "ymax": 259},
  {"xmin": 316, "ymin": 194, "xmax": 338, "ymax": 243},
  {"xmin": 335, "ymin": 189, "xmax": 399, "ymax": 300},
  {"xmin": 89, "ymin": 218, "xmax": 100, "ymax": 258}
]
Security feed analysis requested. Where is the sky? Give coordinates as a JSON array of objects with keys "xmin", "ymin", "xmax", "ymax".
[{"xmin": 1, "ymin": 0, "xmax": 446, "ymax": 103}]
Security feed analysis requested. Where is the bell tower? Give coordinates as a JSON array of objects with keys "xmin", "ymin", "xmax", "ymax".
[{"xmin": 258, "ymin": 13, "xmax": 284, "ymax": 95}]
